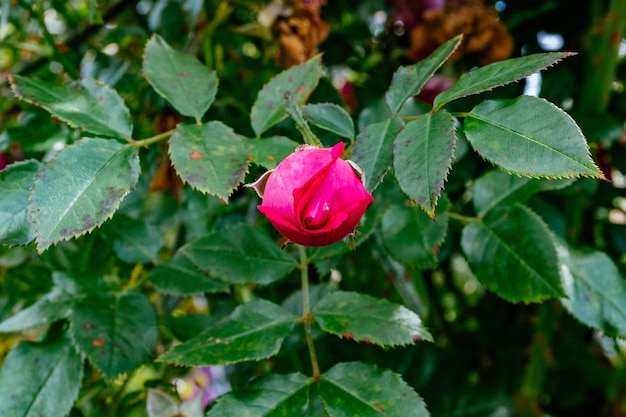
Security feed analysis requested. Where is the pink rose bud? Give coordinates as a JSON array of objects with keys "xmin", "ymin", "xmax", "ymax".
[{"xmin": 249, "ymin": 142, "xmax": 374, "ymax": 247}]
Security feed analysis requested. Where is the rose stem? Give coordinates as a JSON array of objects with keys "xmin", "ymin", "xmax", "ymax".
[{"xmin": 298, "ymin": 244, "xmax": 321, "ymax": 379}]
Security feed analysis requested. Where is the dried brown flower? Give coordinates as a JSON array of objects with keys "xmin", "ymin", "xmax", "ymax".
[{"xmin": 408, "ymin": 0, "xmax": 513, "ymax": 65}]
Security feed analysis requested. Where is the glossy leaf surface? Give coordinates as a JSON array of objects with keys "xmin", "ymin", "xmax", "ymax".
[{"xmin": 0, "ymin": 160, "xmax": 40, "ymax": 246}]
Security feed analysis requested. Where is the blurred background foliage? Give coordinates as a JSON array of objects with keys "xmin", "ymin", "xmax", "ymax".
[{"xmin": 1, "ymin": 0, "xmax": 626, "ymax": 416}]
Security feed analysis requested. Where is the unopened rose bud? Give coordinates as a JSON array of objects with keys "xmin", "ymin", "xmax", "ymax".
[{"xmin": 249, "ymin": 142, "xmax": 374, "ymax": 246}]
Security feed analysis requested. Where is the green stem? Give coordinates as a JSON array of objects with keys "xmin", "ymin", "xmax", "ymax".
[
  {"xmin": 579, "ymin": 0, "xmax": 626, "ymax": 113},
  {"xmin": 298, "ymin": 245, "xmax": 320, "ymax": 379},
  {"xmin": 516, "ymin": 304, "xmax": 555, "ymax": 417},
  {"xmin": 130, "ymin": 129, "xmax": 174, "ymax": 148},
  {"xmin": 447, "ymin": 212, "xmax": 479, "ymax": 224},
  {"xmin": 285, "ymin": 94, "xmax": 321, "ymax": 146}
]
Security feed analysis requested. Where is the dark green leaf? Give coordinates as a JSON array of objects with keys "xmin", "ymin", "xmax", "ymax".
[
  {"xmin": 350, "ymin": 117, "xmax": 404, "ymax": 192},
  {"xmin": 180, "ymin": 224, "xmax": 298, "ymax": 285},
  {"xmin": 150, "ymin": 252, "xmax": 230, "ymax": 295},
  {"xmin": 0, "ymin": 289, "xmax": 73, "ymax": 333},
  {"xmin": 473, "ymin": 169, "xmax": 574, "ymax": 217},
  {"xmin": 461, "ymin": 204, "xmax": 564, "ymax": 303},
  {"xmin": 143, "ymin": 34, "xmax": 219, "ymax": 120},
  {"xmin": 104, "ymin": 215, "xmax": 162, "ymax": 263},
  {"xmin": 169, "ymin": 121, "xmax": 249, "ymax": 201},
  {"xmin": 558, "ymin": 246, "xmax": 626, "ymax": 336},
  {"xmin": 433, "ymin": 52, "xmax": 574, "ymax": 108},
  {"xmin": 29, "ymin": 138, "xmax": 140, "ymax": 252},
  {"xmin": 0, "ymin": 337, "xmax": 83, "ymax": 417},
  {"xmin": 10, "ymin": 76, "xmax": 133, "ymax": 139},
  {"xmin": 320, "ymin": 362, "xmax": 429, "ymax": 417},
  {"xmin": 208, "ymin": 373, "xmax": 310, "ymax": 417},
  {"xmin": 463, "ymin": 96, "xmax": 603, "ymax": 179},
  {"xmin": 381, "ymin": 198, "xmax": 449, "ymax": 268},
  {"xmin": 0, "ymin": 159, "xmax": 41, "ymax": 246},
  {"xmin": 251, "ymin": 55, "xmax": 322, "ymax": 137},
  {"xmin": 386, "ymin": 35, "xmax": 462, "ymax": 114},
  {"xmin": 244, "ymin": 136, "xmax": 299, "ymax": 170},
  {"xmin": 302, "ymin": 103, "xmax": 355, "ymax": 139},
  {"xmin": 393, "ymin": 110, "xmax": 457, "ymax": 216},
  {"xmin": 69, "ymin": 291, "xmax": 157, "ymax": 379},
  {"xmin": 313, "ymin": 291, "xmax": 432, "ymax": 346},
  {"xmin": 159, "ymin": 300, "xmax": 297, "ymax": 366}
]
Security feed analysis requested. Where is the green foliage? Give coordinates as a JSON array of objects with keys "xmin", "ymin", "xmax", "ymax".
[{"xmin": 0, "ymin": 2, "xmax": 624, "ymax": 416}]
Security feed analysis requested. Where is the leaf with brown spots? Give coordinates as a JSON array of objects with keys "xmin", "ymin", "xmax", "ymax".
[
  {"xmin": 69, "ymin": 291, "xmax": 157, "ymax": 380},
  {"xmin": 313, "ymin": 291, "xmax": 433, "ymax": 347},
  {"xmin": 29, "ymin": 138, "xmax": 140, "ymax": 253}
]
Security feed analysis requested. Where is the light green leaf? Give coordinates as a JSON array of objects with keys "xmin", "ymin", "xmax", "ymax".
[
  {"xmin": 69, "ymin": 291, "xmax": 157, "ymax": 380},
  {"xmin": 302, "ymin": 103, "xmax": 355, "ymax": 139},
  {"xmin": 0, "ymin": 337, "xmax": 83, "ymax": 417},
  {"xmin": 473, "ymin": 169, "xmax": 574, "ymax": 217},
  {"xmin": 320, "ymin": 362, "xmax": 429, "ymax": 417},
  {"xmin": 251, "ymin": 55, "xmax": 322, "ymax": 137},
  {"xmin": 558, "ymin": 246, "xmax": 626, "ymax": 336},
  {"xmin": 208, "ymin": 373, "xmax": 310, "ymax": 417},
  {"xmin": 0, "ymin": 159, "xmax": 41, "ymax": 246},
  {"xmin": 393, "ymin": 110, "xmax": 457, "ymax": 216},
  {"xmin": 180, "ymin": 224, "xmax": 298, "ymax": 285},
  {"xmin": 150, "ymin": 252, "xmax": 230, "ymax": 295},
  {"xmin": 381, "ymin": 198, "xmax": 449, "ymax": 269},
  {"xmin": 0, "ymin": 289, "xmax": 73, "ymax": 333},
  {"xmin": 169, "ymin": 121, "xmax": 249, "ymax": 201},
  {"xmin": 350, "ymin": 117, "xmax": 404, "ymax": 192},
  {"xmin": 313, "ymin": 291, "xmax": 432, "ymax": 346},
  {"xmin": 10, "ymin": 76, "xmax": 133, "ymax": 139},
  {"xmin": 159, "ymin": 300, "xmax": 297, "ymax": 366},
  {"xmin": 463, "ymin": 96, "xmax": 603, "ymax": 179},
  {"xmin": 29, "ymin": 138, "xmax": 140, "ymax": 252},
  {"xmin": 461, "ymin": 204, "xmax": 564, "ymax": 303},
  {"xmin": 104, "ymin": 215, "xmax": 162, "ymax": 263},
  {"xmin": 386, "ymin": 35, "xmax": 462, "ymax": 114},
  {"xmin": 244, "ymin": 136, "xmax": 299, "ymax": 170},
  {"xmin": 433, "ymin": 52, "xmax": 574, "ymax": 108},
  {"xmin": 143, "ymin": 34, "xmax": 219, "ymax": 120}
]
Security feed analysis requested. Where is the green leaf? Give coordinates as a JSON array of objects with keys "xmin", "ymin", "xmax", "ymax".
[
  {"xmin": 350, "ymin": 117, "xmax": 404, "ymax": 192},
  {"xmin": 386, "ymin": 35, "xmax": 462, "ymax": 114},
  {"xmin": 251, "ymin": 55, "xmax": 323, "ymax": 137},
  {"xmin": 29, "ymin": 138, "xmax": 140, "ymax": 252},
  {"xmin": 0, "ymin": 337, "xmax": 83, "ymax": 417},
  {"xmin": 10, "ymin": 76, "xmax": 133, "ymax": 139},
  {"xmin": 313, "ymin": 291, "xmax": 432, "ymax": 346},
  {"xmin": 381, "ymin": 198, "xmax": 449, "ymax": 268},
  {"xmin": 208, "ymin": 373, "xmax": 310, "ymax": 417},
  {"xmin": 159, "ymin": 300, "xmax": 297, "ymax": 366},
  {"xmin": 150, "ymin": 252, "xmax": 230, "ymax": 295},
  {"xmin": 69, "ymin": 291, "xmax": 157, "ymax": 379},
  {"xmin": 302, "ymin": 103, "xmax": 355, "ymax": 139},
  {"xmin": 243, "ymin": 136, "xmax": 299, "ymax": 170},
  {"xmin": 169, "ymin": 121, "xmax": 249, "ymax": 201},
  {"xmin": 0, "ymin": 289, "xmax": 73, "ymax": 333},
  {"xmin": 104, "ymin": 215, "xmax": 162, "ymax": 263},
  {"xmin": 463, "ymin": 96, "xmax": 603, "ymax": 179},
  {"xmin": 558, "ymin": 246, "xmax": 626, "ymax": 336},
  {"xmin": 433, "ymin": 51, "xmax": 574, "ymax": 108},
  {"xmin": 180, "ymin": 224, "xmax": 298, "ymax": 285},
  {"xmin": 143, "ymin": 34, "xmax": 219, "ymax": 120},
  {"xmin": 319, "ymin": 362, "xmax": 429, "ymax": 417},
  {"xmin": 473, "ymin": 169, "xmax": 574, "ymax": 217},
  {"xmin": 0, "ymin": 159, "xmax": 41, "ymax": 246},
  {"xmin": 393, "ymin": 110, "xmax": 457, "ymax": 216},
  {"xmin": 461, "ymin": 204, "xmax": 564, "ymax": 303}
]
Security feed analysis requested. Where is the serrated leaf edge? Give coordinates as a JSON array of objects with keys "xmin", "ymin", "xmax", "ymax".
[{"xmin": 29, "ymin": 139, "xmax": 140, "ymax": 253}]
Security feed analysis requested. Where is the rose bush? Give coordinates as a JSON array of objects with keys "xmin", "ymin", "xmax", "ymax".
[{"xmin": 250, "ymin": 142, "xmax": 373, "ymax": 246}]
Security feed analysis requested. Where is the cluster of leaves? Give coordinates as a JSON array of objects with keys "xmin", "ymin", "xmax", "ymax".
[{"xmin": 1, "ymin": 0, "xmax": 626, "ymax": 416}]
